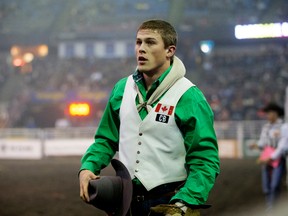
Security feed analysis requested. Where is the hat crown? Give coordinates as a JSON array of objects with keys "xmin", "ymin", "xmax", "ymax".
[
  {"xmin": 87, "ymin": 159, "xmax": 133, "ymax": 216},
  {"xmin": 89, "ymin": 176, "xmax": 123, "ymax": 213}
]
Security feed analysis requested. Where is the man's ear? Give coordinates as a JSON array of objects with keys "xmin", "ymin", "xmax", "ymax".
[{"xmin": 166, "ymin": 45, "xmax": 176, "ymax": 58}]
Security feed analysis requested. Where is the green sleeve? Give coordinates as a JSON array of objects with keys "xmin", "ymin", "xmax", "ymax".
[
  {"xmin": 80, "ymin": 77, "xmax": 128, "ymax": 174},
  {"xmin": 171, "ymin": 86, "xmax": 220, "ymax": 205}
]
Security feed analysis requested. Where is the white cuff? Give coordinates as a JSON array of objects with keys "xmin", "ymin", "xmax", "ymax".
[{"xmin": 175, "ymin": 202, "xmax": 187, "ymax": 213}]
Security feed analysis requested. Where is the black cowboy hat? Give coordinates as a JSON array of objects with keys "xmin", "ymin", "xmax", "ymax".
[
  {"xmin": 88, "ymin": 159, "xmax": 133, "ymax": 216},
  {"xmin": 262, "ymin": 102, "xmax": 284, "ymax": 117}
]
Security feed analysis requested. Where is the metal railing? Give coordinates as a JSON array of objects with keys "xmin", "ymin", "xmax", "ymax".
[
  {"xmin": 0, "ymin": 120, "xmax": 266, "ymax": 140},
  {"xmin": 0, "ymin": 127, "xmax": 96, "ymax": 139},
  {"xmin": 0, "ymin": 120, "xmax": 267, "ymax": 159}
]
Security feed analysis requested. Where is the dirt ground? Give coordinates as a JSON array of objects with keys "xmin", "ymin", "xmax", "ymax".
[{"xmin": 0, "ymin": 157, "xmax": 287, "ymax": 216}]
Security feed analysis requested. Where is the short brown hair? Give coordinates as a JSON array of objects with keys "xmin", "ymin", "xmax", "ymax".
[{"xmin": 137, "ymin": 19, "xmax": 177, "ymax": 48}]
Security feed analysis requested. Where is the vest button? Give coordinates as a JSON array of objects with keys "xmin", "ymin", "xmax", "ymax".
[
  {"xmin": 139, "ymin": 132, "xmax": 143, "ymax": 136},
  {"xmin": 135, "ymin": 169, "xmax": 139, "ymax": 172},
  {"xmin": 137, "ymin": 151, "xmax": 140, "ymax": 154},
  {"xmin": 138, "ymin": 142, "xmax": 141, "ymax": 145},
  {"xmin": 136, "ymin": 160, "xmax": 139, "ymax": 163}
]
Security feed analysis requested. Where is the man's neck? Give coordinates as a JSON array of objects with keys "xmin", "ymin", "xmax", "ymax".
[
  {"xmin": 143, "ymin": 73, "xmax": 161, "ymax": 91},
  {"xmin": 141, "ymin": 59, "xmax": 172, "ymax": 91},
  {"xmin": 142, "ymin": 65, "xmax": 171, "ymax": 90}
]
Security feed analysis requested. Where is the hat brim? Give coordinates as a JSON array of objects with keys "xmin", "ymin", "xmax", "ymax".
[{"xmin": 111, "ymin": 159, "xmax": 133, "ymax": 216}]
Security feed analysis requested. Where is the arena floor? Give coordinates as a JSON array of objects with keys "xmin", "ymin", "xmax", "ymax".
[{"xmin": 0, "ymin": 157, "xmax": 287, "ymax": 216}]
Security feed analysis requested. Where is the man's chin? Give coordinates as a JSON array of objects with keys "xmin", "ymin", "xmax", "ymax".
[
  {"xmin": 138, "ymin": 70, "xmax": 153, "ymax": 76},
  {"xmin": 137, "ymin": 67, "xmax": 149, "ymax": 73}
]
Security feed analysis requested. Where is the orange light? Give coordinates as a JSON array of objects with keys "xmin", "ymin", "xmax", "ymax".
[
  {"xmin": 38, "ymin": 45, "xmax": 49, "ymax": 57},
  {"xmin": 10, "ymin": 46, "xmax": 20, "ymax": 56},
  {"xmin": 13, "ymin": 58, "xmax": 25, "ymax": 67},
  {"xmin": 69, "ymin": 103, "xmax": 90, "ymax": 116}
]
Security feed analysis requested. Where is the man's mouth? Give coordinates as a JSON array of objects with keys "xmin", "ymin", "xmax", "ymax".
[{"xmin": 138, "ymin": 56, "xmax": 147, "ymax": 62}]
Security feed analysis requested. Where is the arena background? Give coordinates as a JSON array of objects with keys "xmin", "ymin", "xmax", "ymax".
[{"xmin": 0, "ymin": 0, "xmax": 288, "ymax": 215}]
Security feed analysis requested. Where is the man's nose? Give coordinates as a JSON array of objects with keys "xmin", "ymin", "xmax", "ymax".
[
  {"xmin": 138, "ymin": 44, "xmax": 146, "ymax": 53},
  {"xmin": 139, "ymin": 49, "xmax": 145, "ymax": 54}
]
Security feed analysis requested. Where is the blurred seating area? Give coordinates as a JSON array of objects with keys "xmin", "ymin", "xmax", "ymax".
[
  {"xmin": 194, "ymin": 43, "xmax": 288, "ymax": 121},
  {"xmin": 184, "ymin": 0, "xmax": 271, "ymax": 22},
  {"xmin": 0, "ymin": 53, "xmax": 11, "ymax": 128},
  {"xmin": 0, "ymin": 0, "xmax": 281, "ymax": 37},
  {"xmin": 22, "ymin": 57, "xmax": 134, "ymax": 93},
  {"xmin": 0, "ymin": 0, "xmax": 287, "ymax": 127},
  {"xmin": 0, "ymin": 55, "xmax": 136, "ymax": 128},
  {"xmin": 0, "ymin": 0, "xmax": 65, "ymax": 35},
  {"xmin": 0, "ymin": 53, "xmax": 10, "ymax": 91},
  {"xmin": 0, "ymin": 41, "xmax": 287, "ymax": 128},
  {"xmin": 58, "ymin": 0, "xmax": 169, "ymax": 36}
]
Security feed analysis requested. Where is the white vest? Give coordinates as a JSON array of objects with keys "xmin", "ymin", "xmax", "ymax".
[{"xmin": 119, "ymin": 75, "xmax": 194, "ymax": 190}]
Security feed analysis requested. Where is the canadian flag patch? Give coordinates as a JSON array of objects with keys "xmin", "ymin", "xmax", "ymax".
[
  {"xmin": 155, "ymin": 103, "xmax": 174, "ymax": 116},
  {"xmin": 155, "ymin": 103, "xmax": 174, "ymax": 123}
]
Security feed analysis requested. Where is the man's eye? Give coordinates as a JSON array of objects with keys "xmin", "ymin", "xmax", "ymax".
[{"xmin": 146, "ymin": 41, "xmax": 155, "ymax": 45}]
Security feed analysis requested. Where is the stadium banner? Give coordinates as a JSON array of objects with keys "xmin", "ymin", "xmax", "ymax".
[
  {"xmin": 0, "ymin": 139, "xmax": 43, "ymax": 159},
  {"xmin": 31, "ymin": 91, "xmax": 66, "ymax": 103},
  {"xmin": 44, "ymin": 139, "xmax": 92, "ymax": 156},
  {"xmin": 58, "ymin": 40, "xmax": 134, "ymax": 59},
  {"xmin": 30, "ymin": 91, "xmax": 108, "ymax": 103},
  {"xmin": 218, "ymin": 139, "xmax": 240, "ymax": 159}
]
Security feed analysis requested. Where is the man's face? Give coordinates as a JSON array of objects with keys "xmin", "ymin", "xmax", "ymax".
[
  {"xmin": 266, "ymin": 111, "xmax": 278, "ymax": 123},
  {"xmin": 135, "ymin": 29, "xmax": 174, "ymax": 76}
]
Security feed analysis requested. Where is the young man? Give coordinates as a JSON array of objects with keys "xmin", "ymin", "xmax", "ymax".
[{"xmin": 79, "ymin": 19, "xmax": 220, "ymax": 216}]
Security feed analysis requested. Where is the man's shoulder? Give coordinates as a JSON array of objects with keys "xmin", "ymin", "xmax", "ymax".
[
  {"xmin": 182, "ymin": 84, "xmax": 206, "ymax": 102},
  {"xmin": 108, "ymin": 76, "xmax": 130, "ymax": 108},
  {"xmin": 111, "ymin": 76, "xmax": 129, "ymax": 95},
  {"xmin": 114, "ymin": 76, "xmax": 129, "ymax": 88},
  {"xmin": 281, "ymin": 122, "xmax": 288, "ymax": 134}
]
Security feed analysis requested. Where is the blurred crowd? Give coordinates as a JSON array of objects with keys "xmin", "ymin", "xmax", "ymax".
[
  {"xmin": 0, "ymin": 53, "xmax": 9, "ymax": 89},
  {"xmin": 20, "ymin": 57, "xmax": 132, "ymax": 93},
  {"xmin": 1, "ymin": 0, "xmax": 287, "ymax": 128},
  {"xmin": 196, "ymin": 43, "xmax": 288, "ymax": 121},
  {"xmin": 2, "ymin": 0, "xmax": 285, "ymax": 38},
  {"xmin": 0, "ymin": 41, "xmax": 288, "ymax": 128},
  {"xmin": 0, "ymin": 54, "xmax": 136, "ymax": 128}
]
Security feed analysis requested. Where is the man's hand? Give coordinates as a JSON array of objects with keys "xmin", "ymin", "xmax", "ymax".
[
  {"xmin": 249, "ymin": 143, "xmax": 259, "ymax": 150},
  {"xmin": 150, "ymin": 204, "xmax": 200, "ymax": 216},
  {"xmin": 79, "ymin": 170, "xmax": 99, "ymax": 203},
  {"xmin": 257, "ymin": 156, "xmax": 272, "ymax": 165}
]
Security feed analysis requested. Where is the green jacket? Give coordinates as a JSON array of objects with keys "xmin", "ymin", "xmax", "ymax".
[{"xmin": 80, "ymin": 66, "xmax": 220, "ymax": 206}]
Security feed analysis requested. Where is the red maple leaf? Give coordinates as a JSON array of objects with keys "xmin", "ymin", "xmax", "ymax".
[{"xmin": 161, "ymin": 106, "xmax": 168, "ymax": 112}]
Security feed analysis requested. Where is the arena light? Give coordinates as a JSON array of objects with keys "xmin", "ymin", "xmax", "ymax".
[
  {"xmin": 23, "ymin": 53, "xmax": 34, "ymax": 63},
  {"xmin": 235, "ymin": 22, "xmax": 288, "ymax": 39},
  {"xmin": 38, "ymin": 45, "xmax": 49, "ymax": 57},
  {"xmin": 10, "ymin": 44, "xmax": 49, "ymax": 58},
  {"xmin": 69, "ymin": 103, "xmax": 90, "ymax": 116},
  {"xmin": 200, "ymin": 40, "xmax": 214, "ymax": 54},
  {"xmin": 282, "ymin": 22, "xmax": 288, "ymax": 36},
  {"xmin": 12, "ymin": 58, "xmax": 25, "ymax": 67},
  {"xmin": 10, "ymin": 46, "xmax": 20, "ymax": 56}
]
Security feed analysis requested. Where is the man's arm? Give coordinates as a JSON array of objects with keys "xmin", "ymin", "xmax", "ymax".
[
  {"xmin": 271, "ymin": 123, "xmax": 288, "ymax": 160},
  {"xmin": 80, "ymin": 98, "xmax": 119, "ymax": 174},
  {"xmin": 171, "ymin": 87, "xmax": 220, "ymax": 206},
  {"xmin": 79, "ymin": 78, "xmax": 127, "ymax": 202},
  {"xmin": 80, "ymin": 77, "xmax": 127, "ymax": 173},
  {"xmin": 257, "ymin": 124, "xmax": 269, "ymax": 149}
]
